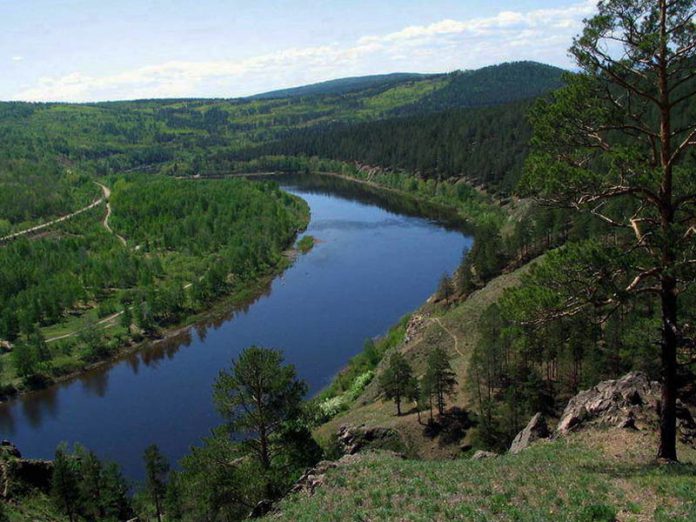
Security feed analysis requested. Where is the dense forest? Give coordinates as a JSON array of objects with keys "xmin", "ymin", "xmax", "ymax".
[
  {"xmin": 0, "ymin": 176, "xmax": 307, "ymax": 393},
  {"xmin": 235, "ymin": 100, "xmax": 533, "ymax": 192}
]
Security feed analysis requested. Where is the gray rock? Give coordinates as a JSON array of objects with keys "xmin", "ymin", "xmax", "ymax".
[
  {"xmin": 336, "ymin": 425, "xmax": 404, "ymax": 456},
  {"xmin": 509, "ymin": 413, "xmax": 550, "ymax": 454},
  {"xmin": 471, "ymin": 450, "xmax": 498, "ymax": 460},
  {"xmin": 249, "ymin": 499, "xmax": 274, "ymax": 519},
  {"xmin": 556, "ymin": 372, "xmax": 661, "ymax": 435},
  {"xmin": 555, "ymin": 372, "xmax": 696, "ymax": 444}
]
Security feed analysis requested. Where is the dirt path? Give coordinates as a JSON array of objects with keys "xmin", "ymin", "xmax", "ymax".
[
  {"xmin": 46, "ymin": 311, "xmax": 124, "ymax": 343},
  {"xmin": 95, "ymin": 182, "xmax": 127, "ymax": 246},
  {"xmin": 431, "ymin": 317, "xmax": 464, "ymax": 358},
  {"xmin": 0, "ymin": 189, "xmax": 106, "ymax": 244}
]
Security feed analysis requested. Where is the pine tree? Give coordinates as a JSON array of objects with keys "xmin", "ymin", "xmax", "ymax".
[
  {"xmin": 423, "ymin": 347, "xmax": 458, "ymax": 415},
  {"xmin": 379, "ymin": 352, "xmax": 418, "ymax": 416},
  {"xmin": 51, "ymin": 444, "xmax": 79, "ymax": 522},
  {"xmin": 213, "ymin": 346, "xmax": 307, "ymax": 497},
  {"xmin": 144, "ymin": 444, "xmax": 170, "ymax": 522},
  {"xmin": 522, "ymin": 0, "xmax": 696, "ymax": 461}
]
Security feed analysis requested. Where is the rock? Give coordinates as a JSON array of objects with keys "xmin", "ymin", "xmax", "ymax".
[
  {"xmin": 556, "ymin": 372, "xmax": 660, "ymax": 436},
  {"xmin": 335, "ymin": 425, "xmax": 404, "ymax": 456},
  {"xmin": 290, "ymin": 453, "xmax": 383, "ymax": 498},
  {"xmin": 0, "ymin": 441, "xmax": 53, "ymax": 498},
  {"xmin": 404, "ymin": 314, "xmax": 427, "ymax": 344},
  {"xmin": 509, "ymin": 413, "xmax": 550, "ymax": 454},
  {"xmin": 555, "ymin": 372, "xmax": 696, "ymax": 444},
  {"xmin": 471, "ymin": 450, "xmax": 498, "ymax": 460},
  {"xmin": 249, "ymin": 499, "xmax": 274, "ymax": 518},
  {"xmin": 291, "ymin": 460, "xmax": 338, "ymax": 495}
]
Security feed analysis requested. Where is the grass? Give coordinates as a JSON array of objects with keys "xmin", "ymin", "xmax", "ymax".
[
  {"xmin": 4, "ymin": 494, "xmax": 65, "ymax": 522},
  {"xmin": 268, "ymin": 429, "xmax": 696, "ymax": 521}
]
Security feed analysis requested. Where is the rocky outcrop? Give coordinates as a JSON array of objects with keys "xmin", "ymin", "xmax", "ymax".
[
  {"xmin": 509, "ymin": 413, "xmax": 550, "ymax": 454},
  {"xmin": 290, "ymin": 451, "xmax": 401, "ymax": 499},
  {"xmin": 471, "ymin": 450, "xmax": 498, "ymax": 460},
  {"xmin": 336, "ymin": 425, "xmax": 405, "ymax": 455},
  {"xmin": 0, "ymin": 441, "xmax": 53, "ymax": 498},
  {"xmin": 404, "ymin": 314, "xmax": 428, "ymax": 344},
  {"xmin": 555, "ymin": 372, "xmax": 696, "ymax": 444}
]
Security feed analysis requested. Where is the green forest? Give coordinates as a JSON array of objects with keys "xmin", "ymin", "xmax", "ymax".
[{"xmin": 0, "ymin": 176, "xmax": 307, "ymax": 393}]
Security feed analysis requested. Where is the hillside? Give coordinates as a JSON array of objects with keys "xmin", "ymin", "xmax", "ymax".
[
  {"xmin": 315, "ymin": 260, "xmax": 535, "ymax": 459},
  {"xmin": 393, "ymin": 61, "xmax": 565, "ymax": 114},
  {"xmin": 248, "ymin": 73, "xmax": 434, "ymax": 99},
  {"xmin": 266, "ymin": 429, "xmax": 696, "ymax": 521}
]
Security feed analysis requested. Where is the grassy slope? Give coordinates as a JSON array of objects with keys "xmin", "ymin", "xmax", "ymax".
[
  {"xmin": 268, "ymin": 429, "xmax": 696, "ymax": 521},
  {"xmin": 315, "ymin": 261, "xmax": 535, "ymax": 459}
]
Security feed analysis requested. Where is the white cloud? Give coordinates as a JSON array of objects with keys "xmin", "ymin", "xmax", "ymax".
[
  {"xmin": 12, "ymin": 1, "xmax": 596, "ymax": 102},
  {"xmin": 11, "ymin": 56, "xmax": 23, "ymax": 62}
]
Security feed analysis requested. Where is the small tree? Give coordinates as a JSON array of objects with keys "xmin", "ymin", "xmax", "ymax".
[
  {"xmin": 143, "ymin": 444, "xmax": 170, "ymax": 522},
  {"xmin": 77, "ymin": 448, "xmax": 105, "ymax": 520},
  {"xmin": 100, "ymin": 462, "xmax": 132, "ymax": 521},
  {"xmin": 436, "ymin": 273, "xmax": 455, "ymax": 302},
  {"xmin": 164, "ymin": 471, "xmax": 184, "ymax": 521},
  {"xmin": 51, "ymin": 444, "xmax": 79, "ymax": 522},
  {"xmin": 213, "ymin": 347, "xmax": 307, "ymax": 486},
  {"xmin": 379, "ymin": 352, "xmax": 418, "ymax": 416},
  {"xmin": 423, "ymin": 347, "xmax": 458, "ymax": 415}
]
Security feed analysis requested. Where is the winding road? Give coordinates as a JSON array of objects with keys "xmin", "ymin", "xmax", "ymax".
[{"xmin": 0, "ymin": 189, "xmax": 105, "ymax": 243}]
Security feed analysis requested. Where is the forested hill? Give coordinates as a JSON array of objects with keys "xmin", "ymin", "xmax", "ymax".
[
  {"xmin": 248, "ymin": 72, "xmax": 434, "ymax": 99},
  {"xmin": 235, "ymin": 100, "xmax": 533, "ymax": 192},
  {"xmin": 392, "ymin": 61, "xmax": 565, "ymax": 115}
]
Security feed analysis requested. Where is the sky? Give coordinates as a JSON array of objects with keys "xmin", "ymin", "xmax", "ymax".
[{"xmin": 0, "ymin": 0, "xmax": 596, "ymax": 102}]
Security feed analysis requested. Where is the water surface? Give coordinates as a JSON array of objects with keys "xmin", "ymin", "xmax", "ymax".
[{"xmin": 0, "ymin": 173, "xmax": 471, "ymax": 480}]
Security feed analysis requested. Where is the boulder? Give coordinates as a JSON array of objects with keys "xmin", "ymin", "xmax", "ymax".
[
  {"xmin": 509, "ymin": 413, "xmax": 550, "ymax": 454},
  {"xmin": 336, "ymin": 425, "xmax": 404, "ymax": 456},
  {"xmin": 249, "ymin": 499, "xmax": 274, "ymax": 519},
  {"xmin": 471, "ymin": 450, "xmax": 498, "ymax": 460},
  {"xmin": 404, "ymin": 314, "xmax": 427, "ymax": 344},
  {"xmin": 555, "ymin": 372, "xmax": 696, "ymax": 444},
  {"xmin": 290, "ymin": 460, "xmax": 339, "ymax": 495}
]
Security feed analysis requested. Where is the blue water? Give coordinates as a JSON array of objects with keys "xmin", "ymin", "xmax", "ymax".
[{"xmin": 0, "ymin": 174, "xmax": 471, "ymax": 481}]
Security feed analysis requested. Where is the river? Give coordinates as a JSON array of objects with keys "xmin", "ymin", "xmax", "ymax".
[{"xmin": 0, "ymin": 173, "xmax": 471, "ymax": 480}]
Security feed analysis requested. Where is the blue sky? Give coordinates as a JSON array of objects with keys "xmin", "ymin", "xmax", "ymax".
[{"xmin": 1, "ymin": 0, "xmax": 595, "ymax": 102}]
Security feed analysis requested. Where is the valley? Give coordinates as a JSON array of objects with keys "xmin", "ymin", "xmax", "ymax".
[{"xmin": 1, "ymin": 1, "xmax": 695, "ymax": 516}]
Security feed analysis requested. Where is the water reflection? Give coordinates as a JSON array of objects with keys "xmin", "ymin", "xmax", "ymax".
[{"xmin": 21, "ymin": 388, "xmax": 58, "ymax": 429}]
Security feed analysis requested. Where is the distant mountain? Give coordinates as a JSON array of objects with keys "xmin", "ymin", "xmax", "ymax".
[
  {"xmin": 249, "ymin": 73, "xmax": 435, "ymax": 99},
  {"xmin": 392, "ymin": 61, "xmax": 566, "ymax": 114}
]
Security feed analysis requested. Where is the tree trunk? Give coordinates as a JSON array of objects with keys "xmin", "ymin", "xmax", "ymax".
[
  {"xmin": 658, "ymin": 275, "xmax": 678, "ymax": 461},
  {"xmin": 656, "ymin": 0, "xmax": 677, "ymax": 462},
  {"xmin": 396, "ymin": 397, "xmax": 402, "ymax": 416},
  {"xmin": 155, "ymin": 495, "xmax": 163, "ymax": 522}
]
